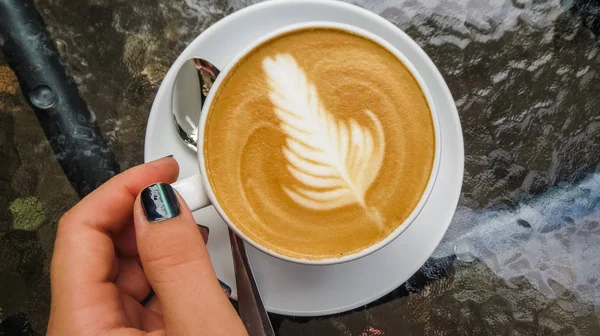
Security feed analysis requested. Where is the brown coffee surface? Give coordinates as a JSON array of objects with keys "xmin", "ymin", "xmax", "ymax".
[{"xmin": 204, "ymin": 28, "xmax": 435, "ymax": 260}]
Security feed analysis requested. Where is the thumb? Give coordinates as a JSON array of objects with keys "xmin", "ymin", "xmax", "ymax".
[{"xmin": 134, "ymin": 183, "xmax": 246, "ymax": 336}]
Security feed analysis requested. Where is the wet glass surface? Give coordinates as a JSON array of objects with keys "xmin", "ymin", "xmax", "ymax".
[{"xmin": 0, "ymin": 0, "xmax": 599, "ymax": 334}]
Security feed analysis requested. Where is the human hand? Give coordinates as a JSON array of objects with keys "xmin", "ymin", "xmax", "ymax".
[{"xmin": 47, "ymin": 157, "xmax": 247, "ymax": 335}]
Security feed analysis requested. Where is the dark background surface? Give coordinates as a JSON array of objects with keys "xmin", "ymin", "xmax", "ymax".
[{"xmin": 1, "ymin": 0, "xmax": 600, "ymax": 334}]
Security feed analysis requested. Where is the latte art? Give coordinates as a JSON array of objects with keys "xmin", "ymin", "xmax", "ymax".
[
  {"xmin": 263, "ymin": 54, "xmax": 385, "ymax": 223},
  {"xmin": 204, "ymin": 28, "xmax": 435, "ymax": 260}
]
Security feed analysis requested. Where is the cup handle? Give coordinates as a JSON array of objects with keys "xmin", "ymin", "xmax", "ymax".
[{"xmin": 172, "ymin": 175, "xmax": 211, "ymax": 211}]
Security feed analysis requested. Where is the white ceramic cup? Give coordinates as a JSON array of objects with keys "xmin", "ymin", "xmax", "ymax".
[{"xmin": 172, "ymin": 21, "xmax": 441, "ymax": 265}]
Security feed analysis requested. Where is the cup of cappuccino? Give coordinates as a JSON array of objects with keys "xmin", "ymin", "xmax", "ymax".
[{"xmin": 173, "ymin": 21, "xmax": 441, "ymax": 265}]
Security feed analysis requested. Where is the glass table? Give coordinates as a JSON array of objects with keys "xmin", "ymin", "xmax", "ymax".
[{"xmin": 0, "ymin": 0, "xmax": 599, "ymax": 334}]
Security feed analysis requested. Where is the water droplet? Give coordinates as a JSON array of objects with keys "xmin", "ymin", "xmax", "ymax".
[
  {"xmin": 517, "ymin": 219, "xmax": 532, "ymax": 228},
  {"xmin": 29, "ymin": 85, "xmax": 56, "ymax": 109},
  {"xmin": 454, "ymin": 238, "xmax": 476, "ymax": 262},
  {"xmin": 55, "ymin": 38, "xmax": 68, "ymax": 54}
]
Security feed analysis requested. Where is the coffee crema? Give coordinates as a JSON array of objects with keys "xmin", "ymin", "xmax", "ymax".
[{"xmin": 204, "ymin": 28, "xmax": 435, "ymax": 260}]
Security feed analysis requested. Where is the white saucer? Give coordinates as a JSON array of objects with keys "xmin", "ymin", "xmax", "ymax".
[{"xmin": 144, "ymin": 0, "xmax": 464, "ymax": 316}]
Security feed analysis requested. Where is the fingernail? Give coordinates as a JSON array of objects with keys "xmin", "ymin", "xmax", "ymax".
[
  {"xmin": 219, "ymin": 279, "xmax": 232, "ymax": 297},
  {"xmin": 198, "ymin": 224, "xmax": 210, "ymax": 234},
  {"xmin": 141, "ymin": 183, "xmax": 180, "ymax": 223},
  {"xmin": 141, "ymin": 288, "xmax": 155, "ymax": 305}
]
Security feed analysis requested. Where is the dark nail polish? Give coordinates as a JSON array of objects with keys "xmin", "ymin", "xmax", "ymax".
[
  {"xmin": 219, "ymin": 279, "xmax": 232, "ymax": 297},
  {"xmin": 199, "ymin": 224, "xmax": 210, "ymax": 234},
  {"xmin": 141, "ymin": 183, "xmax": 180, "ymax": 223},
  {"xmin": 141, "ymin": 288, "xmax": 155, "ymax": 305}
]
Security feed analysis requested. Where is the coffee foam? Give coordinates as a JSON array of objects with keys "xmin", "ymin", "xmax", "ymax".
[
  {"xmin": 263, "ymin": 54, "xmax": 386, "ymax": 223},
  {"xmin": 204, "ymin": 28, "xmax": 435, "ymax": 260}
]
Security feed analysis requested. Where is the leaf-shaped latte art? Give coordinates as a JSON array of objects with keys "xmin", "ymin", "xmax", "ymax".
[{"xmin": 262, "ymin": 54, "xmax": 386, "ymax": 214}]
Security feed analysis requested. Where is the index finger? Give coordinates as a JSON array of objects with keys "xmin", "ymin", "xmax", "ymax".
[{"xmin": 62, "ymin": 156, "xmax": 179, "ymax": 236}]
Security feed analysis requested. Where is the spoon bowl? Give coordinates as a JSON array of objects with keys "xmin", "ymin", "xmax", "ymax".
[{"xmin": 171, "ymin": 58, "xmax": 220, "ymax": 152}]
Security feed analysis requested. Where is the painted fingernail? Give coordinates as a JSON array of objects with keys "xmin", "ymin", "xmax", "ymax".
[
  {"xmin": 141, "ymin": 183, "xmax": 180, "ymax": 223},
  {"xmin": 199, "ymin": 224, "xmax": 210, "ymax": 234},
  {"xmin": 219, "ymin": 279, "xmax": 232, "ymax": 297},
  {"xmin": 141, "ymin": 288, "xmax": 155, "ymax": 305}
]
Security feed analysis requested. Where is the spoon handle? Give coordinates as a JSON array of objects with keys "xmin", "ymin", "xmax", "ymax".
[{"xmin": 228, "ymin": 229, "xmax": 275, "ymax": 336}]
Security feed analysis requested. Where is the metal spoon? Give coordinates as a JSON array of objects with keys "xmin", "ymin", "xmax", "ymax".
[
  {"xmin": 171, "ymin": 58, "xmax": 275, "ymax": 336},
  {"xmin": 171, "ymin": 58, "xmax": 219, "ymax": 152}
]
